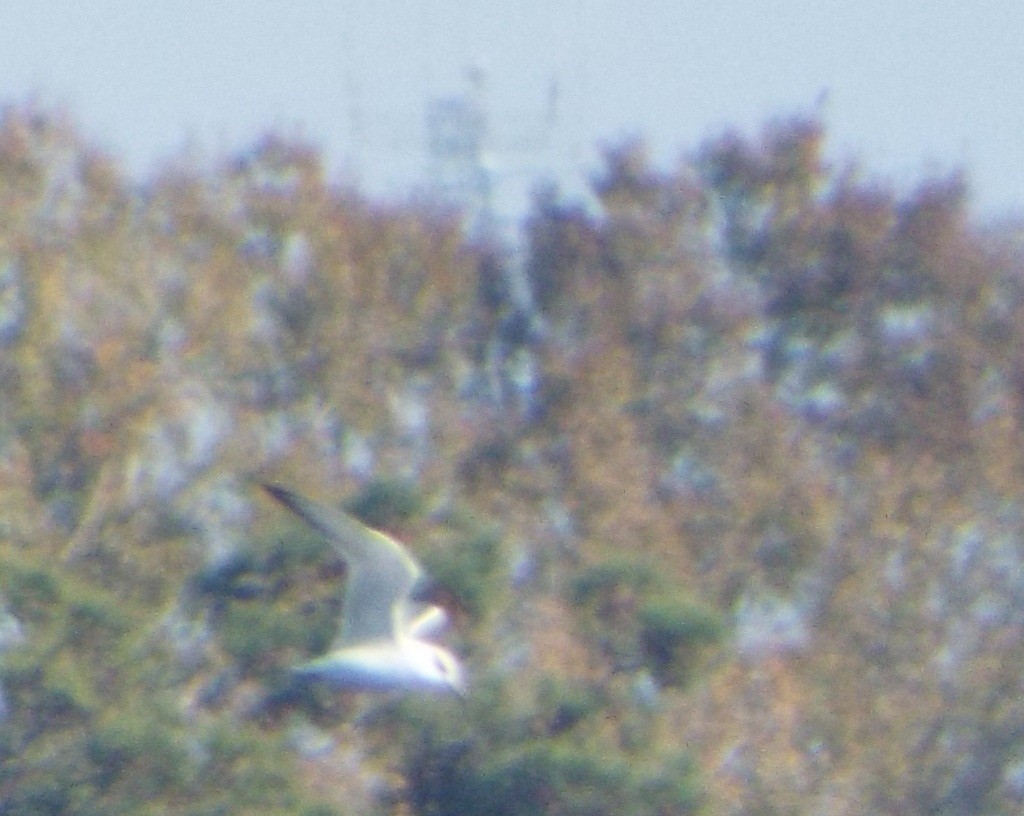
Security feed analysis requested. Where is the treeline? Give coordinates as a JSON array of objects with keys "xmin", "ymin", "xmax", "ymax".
[{"xmin": 0, "ymin": 101, "xmax": 1023, "ymax": 814}]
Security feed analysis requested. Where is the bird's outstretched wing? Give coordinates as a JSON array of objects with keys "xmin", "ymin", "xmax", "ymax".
[{"xmin": 260, "ymin": 484, "xmax": 422, "ymax": 644}]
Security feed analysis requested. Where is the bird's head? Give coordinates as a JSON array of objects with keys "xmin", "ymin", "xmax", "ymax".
[{"xmin": 408, "ymin": 641, "xmax": 467, "ymax": 698}]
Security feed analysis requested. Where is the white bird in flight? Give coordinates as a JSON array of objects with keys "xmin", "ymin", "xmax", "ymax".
[{"xmin": 261, "ymin": 484, "xmax": 466, "ymax": 696}]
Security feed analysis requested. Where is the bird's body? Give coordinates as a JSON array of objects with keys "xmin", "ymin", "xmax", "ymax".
[
  {"xmin": 260, "ymin": 484, "xmax": 466, "ymax": 696},
  {"xmin": 292, "ymin": 638, "xmax": 459, "ymax": 693}
]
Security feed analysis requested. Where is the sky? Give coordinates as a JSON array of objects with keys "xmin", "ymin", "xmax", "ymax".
[{"xmin": 2, "ymin": 1, "xmax": 1023, "ymax": 222}]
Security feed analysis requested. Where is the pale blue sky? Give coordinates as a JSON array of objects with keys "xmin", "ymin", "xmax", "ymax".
[{"xmin": 3, "ymin": 1, "xmax": 1022, "ymax": 218}]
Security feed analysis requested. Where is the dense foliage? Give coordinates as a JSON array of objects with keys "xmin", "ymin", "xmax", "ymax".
[{"xmin": 0, "ymin": 100, "xmax": 1023, "ymax": 814}]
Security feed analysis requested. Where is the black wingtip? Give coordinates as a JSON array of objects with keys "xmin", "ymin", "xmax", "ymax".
[
  {"xmin": 258, "ymin": 483, "xmax": 343, "ymax": 544},
  {"xmin": 258, "ymin": 482, "xmax": 317, "ymax": 525},
  {"xmin": 259, "ymin": 482, "xmax": 305, "ymax": 514}
]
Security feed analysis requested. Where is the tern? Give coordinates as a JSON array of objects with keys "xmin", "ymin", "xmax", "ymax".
[{"xmin": 260, "ymin": 484, "xmax": 466, "ymax": 696}]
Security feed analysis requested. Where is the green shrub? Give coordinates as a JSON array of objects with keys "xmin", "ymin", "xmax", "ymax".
[
  {"xmin": 0, "ymin": 538, "xmax": 339, "ymax": 814},
  {"xmin": 345, "ymin": 478, "xmax": 424, "ymax": 528},
  {"xmin": 218, "ymin": 602, "xmax": 303, "ymax": 671},
  {"xmin": 38, "ymin": 653, "xmax": 101, "ymax": 719},
  {"xmin": 86, "ymin": 706, "xmax": 191, "ymax": 795},
  {"xmin": 0, "ymin": 561, "xmax": 62, "ymax": 624},
  {"xmin": 638, "ymin": 598, "xmax": 722, "ymax": 686},
  {"xmin": 567, "ymin": 559, "xmax": 656, "ymax": 608},
  {"xmin": 400, "ymin": 674, "xmax": 702, "ymax": 816},
  {"xmin": 534, "ymin": 676, "xmax": 602, "ymax": 736},
  {"xmin": 64, "ymin": 591, "xmax": 131, "ymax": 649},
  {"xmin": 631, "ymin": 752, "xmax": 703, "ymax": 816},
  {"xmin": 421, "ymin": 526, "xmax": 502, "ymax": 617}
]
